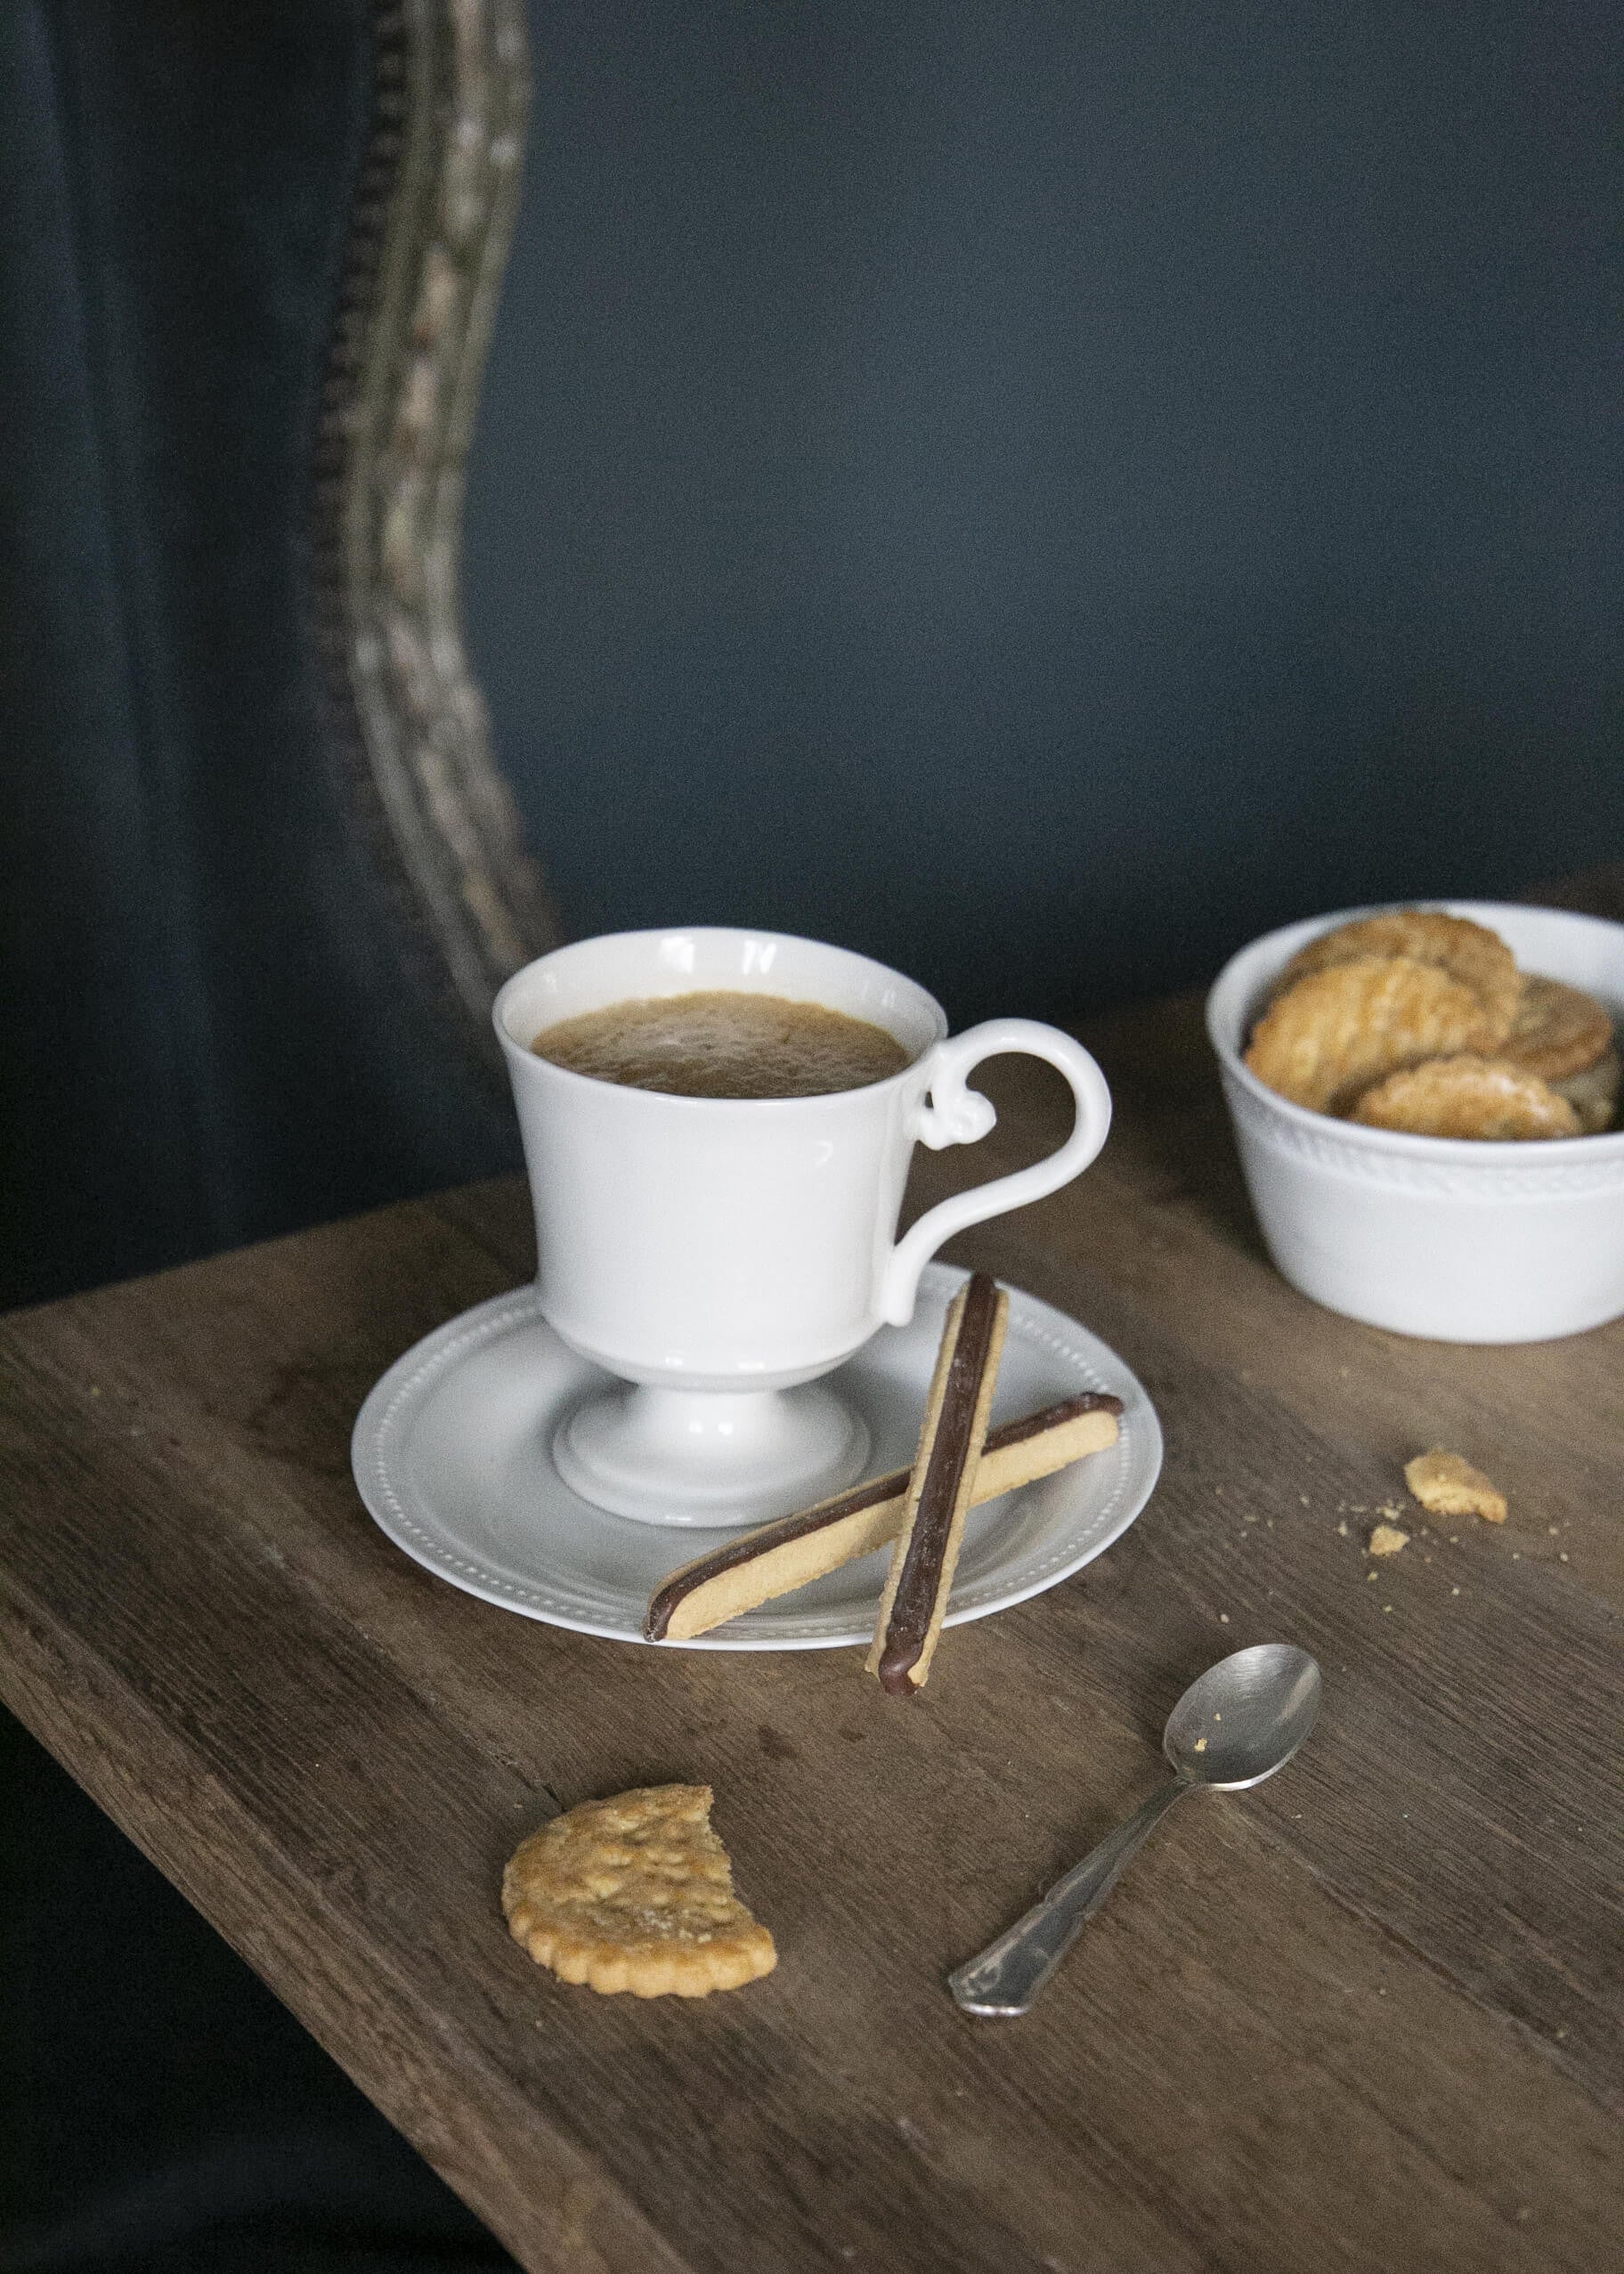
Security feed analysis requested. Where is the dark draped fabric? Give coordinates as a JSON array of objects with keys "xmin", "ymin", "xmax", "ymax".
[
  {"xmin": 3, "ymin": 5, "xmax": 519, "ymax": 2262},
  {"xmin": 0, "ymin": 0, "xmax": 517, "ymax": 1320}
]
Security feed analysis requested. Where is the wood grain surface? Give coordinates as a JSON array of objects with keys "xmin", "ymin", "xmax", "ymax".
[{"xmin": 2, "ymin": 881, "xmax": 1621, "ymax": 2273}]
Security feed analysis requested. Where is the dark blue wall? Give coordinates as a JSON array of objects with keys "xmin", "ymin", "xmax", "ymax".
[{"xmin": 467, "ymin": 0, "xmax": 1620, "ymax": 1027}]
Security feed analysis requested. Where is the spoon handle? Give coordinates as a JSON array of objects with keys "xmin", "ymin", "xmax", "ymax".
[{"xmin": 948, "ymin": 1777, "xmax": 1188, "ymax": 2017}]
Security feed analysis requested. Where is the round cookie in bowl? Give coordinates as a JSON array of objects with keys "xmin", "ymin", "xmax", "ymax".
[{"xmin": 1206, "ymin": 902, "xmax": 1624, "ymax": 1343}]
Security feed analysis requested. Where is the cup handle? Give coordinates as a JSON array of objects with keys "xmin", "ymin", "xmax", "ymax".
[{"xmin": 878, "ymin": 1020, "xmax": 1112, "ymax": 1326}]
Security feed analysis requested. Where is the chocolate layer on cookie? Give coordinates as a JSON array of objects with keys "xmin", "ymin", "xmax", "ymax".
[
  {"xmin": 645, "ymin": 1389, "xmax": 1123, "ymax": 1642},
  {"xmin": 867, "ymin": 1271, "xmax": 1009, "ymax": 1696}
]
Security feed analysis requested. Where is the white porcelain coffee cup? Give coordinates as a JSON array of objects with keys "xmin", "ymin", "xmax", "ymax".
[{"xmin": 493, "ymin": 928, "xmax": 1111, "ymax": 1524}]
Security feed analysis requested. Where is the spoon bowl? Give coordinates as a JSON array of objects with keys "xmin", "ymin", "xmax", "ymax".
[{"xmin": 1163, "ymin": 1642, "xmax": 1322, "ymax": 1790}]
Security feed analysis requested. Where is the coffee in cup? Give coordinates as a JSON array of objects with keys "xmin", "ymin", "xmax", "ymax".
[{"xmin": 529, "ymin": 989, "xmax": 914, "ymax": 1099}]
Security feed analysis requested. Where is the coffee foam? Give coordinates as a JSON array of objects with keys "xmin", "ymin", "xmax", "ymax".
[{"xmin": 530, "ymin": 989, "xmax": 913, "ymax": 1100}]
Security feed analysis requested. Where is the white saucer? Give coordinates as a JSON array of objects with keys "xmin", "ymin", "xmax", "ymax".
[{"xmin": 351, "ymin": 1263, "xmax": 1163, "ymax": 1650}]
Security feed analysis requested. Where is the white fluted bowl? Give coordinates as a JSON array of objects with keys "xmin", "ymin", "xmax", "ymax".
[{"xmin": 1206, "ymin": 900, "xmax": 1624, "ymax": 1343}]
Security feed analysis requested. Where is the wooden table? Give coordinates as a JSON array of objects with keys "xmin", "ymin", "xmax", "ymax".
[{"xmin": 4, "ymin": 884, "xmax": 1621, "ymax": 2274}]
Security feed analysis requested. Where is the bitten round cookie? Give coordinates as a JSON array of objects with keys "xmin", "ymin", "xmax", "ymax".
[
  {"xmin": 1497, "ymin": 974, "xmax": 1614, "ymax": 1083},
  {"xmin": 1244, "ymin": 957, "xmax": 1495, "ymax": 1115},
  {"xmin": 1271, "ymin": 911, "xmax": 1521, "ymax": 1046},
  {"xmin": 502, "ymin": 1784, "xmax": 777, "ymax": 1997},
  {"xmin": 1349, "ymin": 1055, "xmax": 1581, "ymax": 1141}
]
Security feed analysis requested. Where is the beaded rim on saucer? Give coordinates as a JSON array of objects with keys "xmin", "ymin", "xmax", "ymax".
[{"xmin": 351, "ymin": 1263, "xmax": 1163, "ymax": 1649}]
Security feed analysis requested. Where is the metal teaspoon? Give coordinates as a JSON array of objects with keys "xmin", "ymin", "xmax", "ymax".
[{"xmin": 948, "ymin": 1642, "xmax": 1323, "ymax": 2018}]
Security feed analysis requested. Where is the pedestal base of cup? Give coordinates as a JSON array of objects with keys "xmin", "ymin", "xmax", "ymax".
[{"xmin": 552, "ymin": 1382, "xmax": 871, "ymax": 1527}]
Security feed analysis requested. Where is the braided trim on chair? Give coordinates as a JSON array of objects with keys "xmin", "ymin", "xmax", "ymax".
[{"xmin": 311, "ymin": 0, "xmax": 561, "ymax": 1070}]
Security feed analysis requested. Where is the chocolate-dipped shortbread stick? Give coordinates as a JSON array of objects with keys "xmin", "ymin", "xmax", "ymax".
[
  {"xmin": 645, "ymin": 1390, "xmax": 1122, "ymax": 1642},
  {"xmin": 866, "ymin": 1271, "xmax": 1008, "ymax": 1696}
]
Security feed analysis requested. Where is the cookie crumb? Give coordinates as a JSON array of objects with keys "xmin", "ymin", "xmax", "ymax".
[
  {"xmin": 1404, "ymin": 1448, "xmax": 1507, "ymax": 1525},
  {"xmin": 1368, "ymin": 1522, "xmax": 1409, "ymax": 1557}
]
